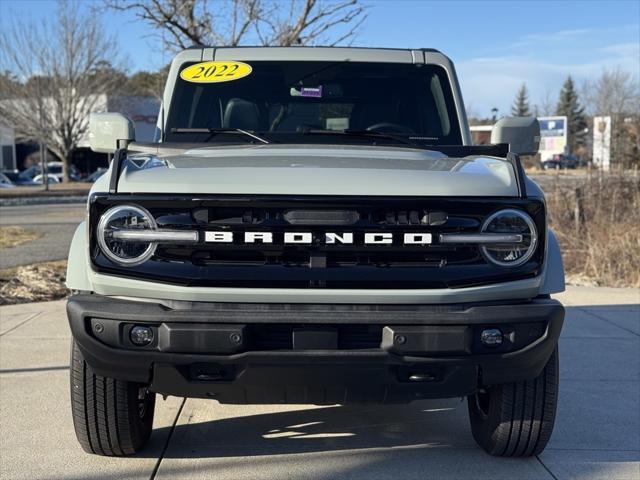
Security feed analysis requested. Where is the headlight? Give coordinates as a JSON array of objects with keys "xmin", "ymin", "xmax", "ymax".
[
  {"xmin": 480, "ymin": 209, "xmax": 538, "ymax": 267},
  {"xmin": 97, "ymin": 205, "xmax": 157, "ymax": 266}
]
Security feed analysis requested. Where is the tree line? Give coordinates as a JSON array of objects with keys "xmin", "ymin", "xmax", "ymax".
[{"xmin": 507, "ymin": 71, "xmax": 639, "ymax": 167}]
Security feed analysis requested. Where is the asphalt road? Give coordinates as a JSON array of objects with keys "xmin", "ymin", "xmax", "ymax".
[
  {"xmin": 0, "ymin": 286, "xmax": 638, "ymax": 480},
  {"xmin": 0, "ymin": 203, "xmax": 85, "ymax": 269}
]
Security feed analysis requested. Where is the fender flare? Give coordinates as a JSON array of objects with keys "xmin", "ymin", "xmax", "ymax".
[
  {"xmin": 66, "ymin": 221, "xmax": 93, "ymax": 291},
  {"xmin": 540, "ymin": 228, "xmax": 565, "ymax": 294}
]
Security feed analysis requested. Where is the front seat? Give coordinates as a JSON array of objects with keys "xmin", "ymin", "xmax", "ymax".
[{"xmin": 223, "ymin": 98, "xmax": 261, "ymax": 131}]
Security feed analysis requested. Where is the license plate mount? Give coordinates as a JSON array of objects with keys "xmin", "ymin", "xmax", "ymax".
[{"xmin": 293, "ymin": 329, "xmax": 338, "ymax": 350}]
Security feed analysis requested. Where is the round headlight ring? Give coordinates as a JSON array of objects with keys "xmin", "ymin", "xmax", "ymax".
[
  {"xmin": 480, "ymin": 209, "xmax": 538, "ymax": 268},
  {"xmin": 97, "ymin": 204, "xmax": 157, "ymax": 266}
]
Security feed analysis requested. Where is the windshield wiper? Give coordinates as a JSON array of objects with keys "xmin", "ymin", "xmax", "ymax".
[
  {"xmin": 170, "ymin": 128, "xmax": 270, "ymax": 144},
  {"xmin": 302, "ymin": 129, "xmax": 424, "ymax": 148}
]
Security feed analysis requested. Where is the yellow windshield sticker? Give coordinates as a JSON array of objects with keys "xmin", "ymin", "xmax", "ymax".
[{"xmin": 180, "ymin": 61, "xmax": 252, "ymax": 83}]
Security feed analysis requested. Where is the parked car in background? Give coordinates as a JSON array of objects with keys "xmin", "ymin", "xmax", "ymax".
[
  {"xmin": 541, "ymin": 159, "xmax": 561, "ymax": 170},
  {"xmin": 19, "ymin": 162, "xmax": 82, "ymax": 182},
  {"xmin": 542, "ymin": 154, "xmax": 579, "ymax": 170},
  {"xmin": 1, "ymin": 170, "xmax": 39, "ymax": 186},
  {"xmin": 0, "ymin": 172, "xmax": 16, "ymax": 188},
  {"xmin": 32, "ymin": 173, "xmax": 61, "ymax": 184}
]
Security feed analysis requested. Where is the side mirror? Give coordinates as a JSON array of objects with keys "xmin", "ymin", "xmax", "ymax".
[
  {"xmin": 89, "ymin": 113, "xmax": 135, "ymax": 153},
  {"xmin": 491, "ymin": 116, "xmax": 540, "ymax": 156}
]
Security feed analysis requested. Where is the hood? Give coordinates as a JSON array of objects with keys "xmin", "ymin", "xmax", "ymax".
[{"xmin": 110, "ymin": 144, "xmax": 519, "ymax": 197}]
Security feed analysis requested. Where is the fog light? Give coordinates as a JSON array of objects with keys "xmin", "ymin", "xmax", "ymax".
[
  {"xmin": 480, "ymin": 328, "xmax": 503, "ymax": 347},
  {"xmin": 130, "ymin": 326, "xmax": 154, "ymax": 346}
]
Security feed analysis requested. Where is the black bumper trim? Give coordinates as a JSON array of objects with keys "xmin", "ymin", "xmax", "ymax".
[
  {"xmin": 68, "ymin": 294, "xmax": 560, "ymax": 325},
  {"xmin": 67, "ymin": 294, "xmax": 564, "ymax": 404}
]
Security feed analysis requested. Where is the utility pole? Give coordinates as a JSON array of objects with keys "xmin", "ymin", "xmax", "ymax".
[
  {"xmin": 43, "ymin": 145, "xmax": 49, "ymax": 191},
  {"xmin": 36, "ymin": 76, "xmax": 49, "ymax": 192},
  {"xmin": 39, "ymin": 142, "xmax": 49, "ymax": 191},
  {"xmin": 39, "ymin": 142, "xmax": 44, "ymax": 187}
]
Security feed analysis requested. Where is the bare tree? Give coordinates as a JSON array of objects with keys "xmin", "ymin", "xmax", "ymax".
[
  {"xmin": 105, "ymin": 0, "xmax": 367, "ymax": 51},
  {"xmin": 0, "ymin": 1, "xmax": 125, "ymax": 182},
  {"xmin": 536, "ymin": 90, "xmax": 556, "ymax": 117},
  {"xmin": 583, "ymin": 67, "xmax": 639, "ymax": 117},
  {"xmin": 464, "ymin": 102, "xmax": 480, "ymax": 123}
]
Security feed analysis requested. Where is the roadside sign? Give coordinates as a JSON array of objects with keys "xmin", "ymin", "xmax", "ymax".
[{"xmin": 538, "ymin": 116, "xmax": 567, "ymax": 161}]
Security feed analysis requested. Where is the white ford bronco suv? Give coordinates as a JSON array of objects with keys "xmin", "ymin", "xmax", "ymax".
[{"xmin": 66, "ymin": 47, "xmax": 565, "ymax": 457}]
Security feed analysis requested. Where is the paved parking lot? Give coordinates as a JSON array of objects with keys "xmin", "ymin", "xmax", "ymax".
[
  {"xmin": 0, "ymin": 286, "xmax": 638, "ymax": 480},
  {"xmin": 0, "ymin": 203, "xmax": 85, "ymax": 268}
]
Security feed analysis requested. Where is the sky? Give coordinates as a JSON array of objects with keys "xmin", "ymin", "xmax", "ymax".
[{"xmin": 1, "ymin": 0, "xmax": 639, "ymax": 117}]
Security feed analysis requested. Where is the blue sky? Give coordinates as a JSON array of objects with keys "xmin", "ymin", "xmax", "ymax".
[{"xmin": 1, "ymin": 0, "xmax": 638, "ymax": 116}]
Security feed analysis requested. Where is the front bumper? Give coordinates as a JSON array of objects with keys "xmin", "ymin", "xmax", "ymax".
[{"xmin": 67, "ymin": 294, "xmax": 564, "ymax": 404}]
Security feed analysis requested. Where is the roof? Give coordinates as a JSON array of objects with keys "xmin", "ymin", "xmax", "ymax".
[
  {"xmin": 174, "ymin": 46, "xmax": 447, "ymax": 65},
  {"xmin": 187, "ymin": 45, "xmax": 442, "ymax": 53}
]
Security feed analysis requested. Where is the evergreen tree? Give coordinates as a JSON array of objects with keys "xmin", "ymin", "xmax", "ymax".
[
  {"xmin": 556, "ymin": 75, "xmax": 588, "ymax": 153},
  {"xmin": 511, "ymin": 83, "xmax": 531, "ymax": 117}
]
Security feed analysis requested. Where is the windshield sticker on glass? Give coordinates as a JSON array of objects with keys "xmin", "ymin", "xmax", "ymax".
[
  {"xmin": 326, "ymin": 117, "xmax": 349, "ymax": 131},
  {"xmin": 180, "ymin": 61, "xmax": 252, "ymax": 83},
  {"xmin": 301, "ymin": 86, "xmax": 323, "ymax": 97},
  {"xmin": 290, "ymin": 86, "xmax": 323, "ymax": 97}
]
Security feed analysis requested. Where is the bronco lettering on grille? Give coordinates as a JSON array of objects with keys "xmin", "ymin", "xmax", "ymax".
[{"xmin": 204, "ymin": 231, "xmax": 433, "ymax": 245}]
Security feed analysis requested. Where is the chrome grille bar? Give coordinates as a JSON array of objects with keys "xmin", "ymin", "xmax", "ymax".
[
  {"xmin": 111, "ymin": 229, "xmax": 199, "ymax": 243},
  {"xmin": 439, "ymin": 233, "xmax": 523, "ymax": 244}
]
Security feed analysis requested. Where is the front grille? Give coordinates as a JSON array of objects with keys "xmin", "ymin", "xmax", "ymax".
[
  {"xmin": 90, "ymin": 194, "xmax": 545, "ymax": 289},
  {"xmin": 190, "ymin": 207, "xmax": 448, "ymax": 226}
]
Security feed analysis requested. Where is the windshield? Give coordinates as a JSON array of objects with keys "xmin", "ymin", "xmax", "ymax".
[{"xmin": 165, "ymin": 61, "xmax": 462, "ymax": 145}]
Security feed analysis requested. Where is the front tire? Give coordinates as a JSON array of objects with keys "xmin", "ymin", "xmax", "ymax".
[
  {"xmin": 70, "ymin": 341, "xmax": 155, "ymax": 456},
  {"xmin": 468, "ymin": 348, "xmax": 559, "ymax": 457}
]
